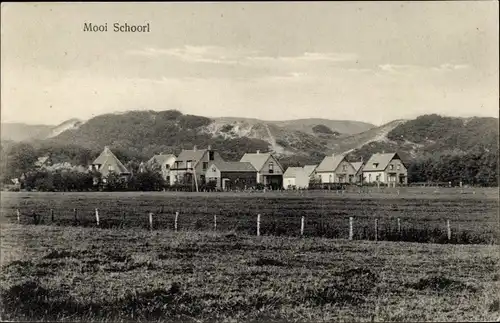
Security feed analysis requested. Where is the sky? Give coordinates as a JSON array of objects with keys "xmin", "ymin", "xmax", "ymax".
[{"xmin": 1, "ymin": 2, "xmax": 498, "ymax": 126}]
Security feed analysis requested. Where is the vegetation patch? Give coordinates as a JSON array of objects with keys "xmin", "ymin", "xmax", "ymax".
[{"xmin": 407, "ymin": 275, "xmax": 477, "ymax": 292}]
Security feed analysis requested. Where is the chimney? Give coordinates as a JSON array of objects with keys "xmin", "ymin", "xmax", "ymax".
[
  {"xmin": 256, "ymin": 150, "xmax": 260, "ymax": 154},
  {"xmin": 193, "ymin": 145, "xmax": 197, "ymax": 151},
  {"xmin": 207, "ymin": 145, "xmax": 212, "ymax": 151}
]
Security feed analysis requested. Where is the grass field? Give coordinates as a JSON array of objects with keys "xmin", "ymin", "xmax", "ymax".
[
  {"xmin": 1, "ymin": 223, "xmax": 499, "ymax": 322},
  {"xmin": 1, "ymin": 187, "xmax": 498, "ymax": 244}
]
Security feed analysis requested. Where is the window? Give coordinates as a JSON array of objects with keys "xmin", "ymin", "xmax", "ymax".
[
  {"xmin": 165, "ymin": 164, "xmax": 170, "ymax": 170},
  {"xmin": 390, "ymin": 164, "xmax": 394, "ymax": 170},
  {"xmin": 203, "ymin": 162, "xmax": 208, "ymax": 170},
  {"xmin": 397, "ymin": 164, "xmax": 401, "ymax": 170},
  {"xmin": 342, "ymin": 164, "xmax": 347, "ymax": 171},
  {"xmin": 186, "ymin": 160, "xmax": 192, "ymax": 169},
  {"xmin": 373, "ymin": 163, "xmax": 379, "ymax": 168},
  {"xmin": 269, "ymin": 162, "xmax": 274, "ymax": 173},
  {"xmin": 329, "ymin": 174, "xmax": 333, "ymax": 183},
  {"xmin": 108, "ymin": 165, "xmax": 114, "ymax": 171},
  {"xmin": 209, "ymin": 151, "xmax": 215, "ymax": 161}
]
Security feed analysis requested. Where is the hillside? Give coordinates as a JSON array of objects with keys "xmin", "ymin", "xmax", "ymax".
[{"xmin": 2, "ymin": 111, "xmax": 497, "ymax": 174}]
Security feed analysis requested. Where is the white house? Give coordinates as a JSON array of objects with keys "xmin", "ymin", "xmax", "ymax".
[
  {"xmin": 362, "ymin": 152, "xmax": 408, "ymax": 185},
  {"xmin": 315, "ymin": 153, "xmax": 357, "ymax": 183}
]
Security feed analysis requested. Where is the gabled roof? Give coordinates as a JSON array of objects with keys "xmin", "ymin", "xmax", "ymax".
[
  {"xmin": 173, "ymin": 149, "xmax": 207, "ymax": 169},
  {"xmin": 240, "ymin": 152, "xmax": 282, "ymax": 172},
  {"xmin": 91, "ymin": 146, "xmax": 130, "ymax": 176},
  {"xmin": 35, "ymin": 156, "xmax": 50, "ymax": 167},
  {"xmin": 283, "ymin": 167, "xmax": 304, "ymax": 178},
  {"xmin": 316, "ymin": 154, "xmax": 346, "ymax": 172},
  {"xmin": 303, "ymin": 165, "xmax": 318, "ymax": 177},
  {"xmin": 147, "ymin": 154, "xmax": 176, "ymax": 166},
  {"xmin": 363, "ymin": 153, "xmax": 401, "ymax": 172},
  {"xmin": 351, "ymin": 162, "xmax": 364, "ymax": 173},
  {"xmin": 210, "ymin": 161, "xmax": 256, "ymax": 172}
]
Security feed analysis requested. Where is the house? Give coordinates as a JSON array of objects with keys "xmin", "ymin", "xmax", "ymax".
[
  {"xmin": 34, "ymin": 156, "xmax": 51, "ymax": 169},
  {"xmin": 350, "ymin": 161, "xmax": 364, "ymax": 183},
  {"xmin": 304, "ymin": 165, "xmax": 319, "ymax": 183},
  {"xmin": 240, "ymin": 150, "xmax": 284, "ymax": 190},
  {"xmin": 90, "ymin": 146, "xmax": 131, "ymax": 181},
  {"xmin": 283, "ymin": 167, "xmax": 310, "ymax": 189},
  {"xmin": 205, "ymin": 161, "xmax": 257, "ymax": 190},
  {"xmin": 316, "ymin": 153, "xmax": 357, "ymax": 183},
  {"xmin": 362, "ymin": 152, "xmax": 407, "ymax": 186},
  {"xmin": 145, "ymin": 153, "xmax": 176, "ymax": 182},
  {"xmin": 169, "ymin": 145, "xmax": 224, "ymax": 186}
]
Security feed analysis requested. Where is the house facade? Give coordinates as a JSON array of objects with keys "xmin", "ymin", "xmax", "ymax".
[
  {"xmin": 240, "ymin": 150, "xmax": 284, "ymax": 190},
  {"xmin": 145, "ymin": 154, "xmax": 176, "ymax": 182},
  {"xmin": 350, "ymin": 161, "xmax": 364, "ymax": 183},
  {"xmin": 90, "ymin": 146, "xmax": 131, "ymax": 182},
  {"xmin": 362, "ymin": 153, "xmax": 408, "ymax": 185},
  {"xmin": 205, "ymin": 161, "xmax": 257, "ymax": 190},
  {"xmin": 316, "ymin": 154, "xmax": 357, "ymax": 183},
  {"xmin": 169, "ymin": 146, "xmax": 224, "ymax": 187},
  {"xmin": 283, "ymin": 167, "xmax": 310, "ymax": 189}
]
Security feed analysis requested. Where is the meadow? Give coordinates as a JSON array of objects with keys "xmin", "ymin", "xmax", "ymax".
[
  {"xmin": 1, "ymin": 223, "xmax": 499, "ymax": 322},
  {"xmin": 0, "ymin": 187, "xmax": 498, "ymax": 244}
]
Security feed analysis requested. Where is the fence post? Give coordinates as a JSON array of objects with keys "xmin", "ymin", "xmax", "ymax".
[
  {"xmin": 175, "ymin": 211, "xmax": 179, "ymax": 232},
  {"xmin": 301, "ymin": 216, "xmax": 305, "ymax": 236},
  {"xmin": 257, "ymin": 214, "xmax": 261, "ymax": 236},
  {"xmin": 16, "ymin": 209, "xmax": 20, "ymax": 224},
  {"xmin": 397, "ymin": 218, "xmax": 401, "ymax": 237},
  {"xmin": 447, "ymin": 220, "xmax": 451, "ymax": 241},
  {"xmin": 73, "ymin": 208, "xmax": 78, "ymax": 223},
  {"xmin": 375, "ymin": 219, "xmax": 378, "ymax": 242},
  {"xmin": 95, "ymin": 208, "xmax": 100, "ymax": 226},
  {"xmin": 214, "ymin": 214, "xmax": 217, "ymax": 231},
  {"xmin": 349, "ymin": 217, "xmax": 353, "ymax": 240},
  {"xmin": 50, "ymin": 209, "xmax": 54, "ymax": 222},
  {"xmin": 149, "ymin": 212, "xmax": 153, "ymax": 231}
]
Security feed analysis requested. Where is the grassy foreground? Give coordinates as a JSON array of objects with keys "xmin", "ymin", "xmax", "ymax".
[{"xmin": 1, "ymin": 223, "xmax": 499, "ymax": 322}]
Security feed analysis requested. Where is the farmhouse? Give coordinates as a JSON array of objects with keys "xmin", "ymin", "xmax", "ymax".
[
  {"xmin": 350, "ymin": 161, "xmax": 364, "ymax": 183},
  {"xmin": 169, "ymin": 146, "xmax": 224, "ymax": 186},
  {"xmin": 205, "ymin": 161, "xmax": 257, "ymax": 190},
  {"xmin": 362, "ymin": 152, "xmax": 407, "ymax": 185},
  {"xmin": 145, "ymin": 153, "xmax": 176, "ymax": 182},
  {"xmin": 316, "ymin": 153, "xmax": 357, "ymax": 183},
  {"xmin": 283, "ymin": 167, "xmax": 310, "ymax": 189},
  {"xmin": 90, "ymin": 146, "xmax": 131, "ymax": 181},
  {"xmin": 240, "ymin": 150, "xmax": 284, "ymax": 190}
]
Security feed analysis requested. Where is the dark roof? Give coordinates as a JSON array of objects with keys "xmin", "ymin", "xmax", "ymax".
[
  {"xmin": 173, "ymin": 149, "xmax": 207, "ymax": 169},
  {"xmin": 210, "ymin": 161, "xmax": 256, "ymax": 172},
  {"xmin": 91, "ymin": 147, "xmax": 130, "ymax": 176},
  {"xmin": 363, "ymin": 153, "xmax": 400, "ymax": 172}
]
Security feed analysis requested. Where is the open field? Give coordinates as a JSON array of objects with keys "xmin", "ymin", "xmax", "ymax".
[
  {"xmin": 1, "ymin": 223, "xmax": 499, "ymax": 322},
  {"xmin": 1, "ymin": 187, "xmax": 498, "ymax": 244}
]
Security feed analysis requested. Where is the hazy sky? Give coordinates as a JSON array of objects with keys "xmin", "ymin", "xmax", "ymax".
[{"xmin": 1, "ymin": 2, "xmax": 498, "ymax": 126}]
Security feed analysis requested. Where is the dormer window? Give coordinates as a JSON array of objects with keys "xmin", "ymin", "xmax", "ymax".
[{"xmin": 373, "ymin": 163, "xmax": 379, "ymax": 168}]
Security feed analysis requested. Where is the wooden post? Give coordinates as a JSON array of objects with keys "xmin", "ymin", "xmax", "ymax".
[
  {"xmin": 50, "ymin": 209, "xmax": 54, "ymax": 222},
  {"xmin": 374, "ymin": 219, "xmax": 378, "ymax": 242},
  {"xmin": 95, "ymin": 208, "xmax": 100, "ymax": 226},
  {"xmin": 257, "ymin": 214, "xmax": 261, "ymax": 236},
  {"xmin": 447, "ymin": 220, "xmax": 451, "ymax": 241},
  {"xmin": 174, "ymin": 211, "xmax": 179, "ymax": 232},
  {"xmin": 300, "ymin": 216, "xmax": 305, "ymax": 236},
  {"xmin": 149, "ymin": 212, "xmax": 153, "ymax": 231},
  {"xmin": 214, "ymin": 214, "xmax": 217, "ymax": 231},
  {"xmin": 397, "ymin": 218, "xmax": 401, "ymax": 236},
  {"xmin": 349, "ymin": 217, "xmax": 353, "ymax": 240},
  {"xmin": 16, "ymin": 209, "xmax": 20, "ymax": 224},
  {"xmin": 73, "ymin": 208, "xmax": 77, "ymax": 223}
]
